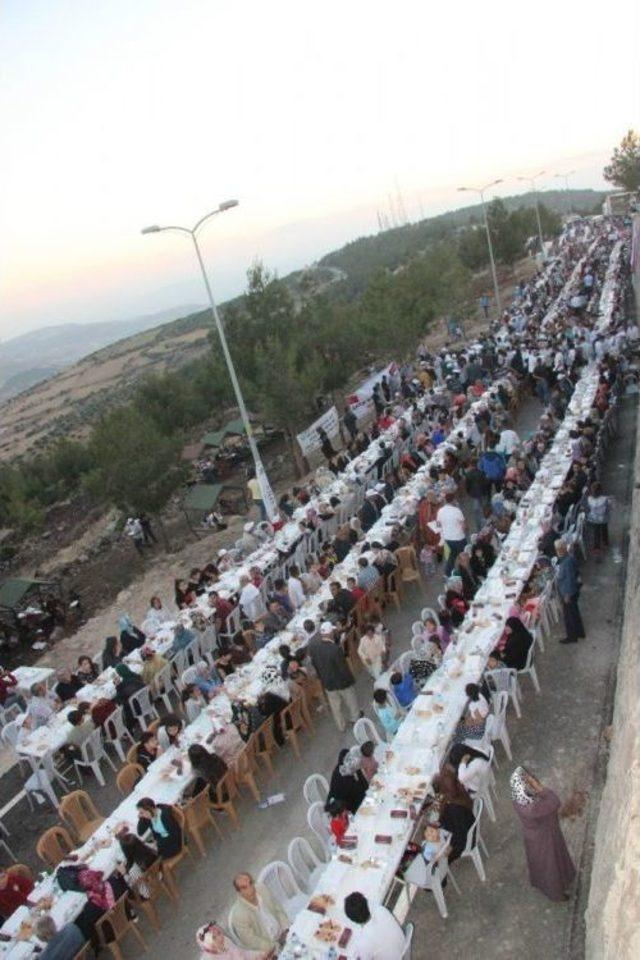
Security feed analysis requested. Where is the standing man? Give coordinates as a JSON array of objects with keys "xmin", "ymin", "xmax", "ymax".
[
  {"xmin": 436, "ymin": 491, "xmax": 467, "ymax": 576},
  {"xmin": 138, "ymin": 512, "xmax": 158, "ymax": 545},
  {"xmin": 479, "ymin": 294, "xmax": 490, "ymax": 320},
  {"xmin": 125, "ymin": 517, "xmax": 145, "ymax": 556},
  {"xmin": 555, "ymin": 540, "xmax": 586, "ymax": 644},
  {"xmin": 246, "ymin": 471, "xmax": 267, "ymax": 521},
  {"xmin": 308, "ymin": 622, "xmax": 360, "ymax": 732},
  {"xmin": 343, "ymin": 404, "xmax": 358, "ymax": 442},
  {"xmin": 464, "ymin": 458, "xmax": 489, "ymax": 532}
]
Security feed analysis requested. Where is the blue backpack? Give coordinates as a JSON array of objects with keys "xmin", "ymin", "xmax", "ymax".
[{"xmin": 480, "ymin": 450, "xmax": 506, "ymax": 481}]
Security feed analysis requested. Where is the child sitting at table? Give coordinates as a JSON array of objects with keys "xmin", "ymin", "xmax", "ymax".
[
  {"xmin": 327, "ymin": 798, "xmax": 350, "ymax": 844},
  {"xmin": 390, "ymin": 671, "xmax": 417, "ymax": 708}
]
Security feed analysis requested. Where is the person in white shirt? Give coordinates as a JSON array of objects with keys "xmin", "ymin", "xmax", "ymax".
[
  {"xmin": 497, "ymin": 426, "xmax": 520, "ymax": 456},
  {"xmin": 448, "ymin": 743, "xmax": 492, "ymax": 796},
  {"xmin": 287, "ymin": 565, "xmax": 306, "ymax": 610},
  {"xmin": 344, "ymin": 892, "xmax": 406, "ymax": 960},
  {"xmin": 238, "ymin": 575, "xmax": 267, "ymax": 622},
  {"xmin": 27, "ymin": 682, "xmax": 56, "ymax": 728},
  {"xmin": 436, "ymin": 491, "xmax": 467, "ymax": 576}
]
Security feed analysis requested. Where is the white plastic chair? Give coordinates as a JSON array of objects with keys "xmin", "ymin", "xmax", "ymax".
[
  {"xmin": 73, "ymin": 726, "xmax": 117, "ymax": 787},
  {"xmin": 103, "ymin": 705, "xmax": 135, "ymax": 763},
  {"xmin": 197, "ymin": 626, "xmax": 218, "ymax": 660},
  {"xmin": 303, "ymin": 773, "xmax": 329, "ymax": 806},
  {"xmin": 395, "ymin": 651, "xmax": 414, "ymax": 676},
  {"xmin": 411, "ymin": 621, "xmax": 424, "ymax": 637},
  {"xmin": 24, "ymin": 764, "xmax": 60, "ymax": 812},
  {"xmin": 1, "ymin": 720, "xmax": 30, "ymax": 775},
  {"xmin": 459, "ymin": 797, "xmax": 488, "ymax": 881},
  {"xmin": 258, "ymin": 860, "xmax": 307, "ymax": 922},
  {"xmin": 401, "ymin": 922, "xmax": 414, "ymax": 959},
  {"xmin": 307, "ymin": 801, "xmax": 331, "ymax": 858},
  {"xmin": 353, "ymin": 716, "xmax": 383, "ymax": 746},
  {"xmin": 437, "ymin": 594, "xmax": 447, "ymax": 612},
  {"xmin": 128, "ymin": 687, "xmax": 159, "ymax": 731},
  {"xmin": 405, "ymin": 837, "xmax": 460, "ymax": 919},
  {"xmin": 153, "ymin": 662, "xmax": 177, "ymax": 713},
  {"xmin": 287, "ymin": 836, "xmax": 327, "ymax": 892},
  {"xmin": 485, "ymin": 667, "xmax": 521, "ymax": 719},
  {"xmin": 485, "ymin": 692, "xmax": 512, "ymax": 760},
  {"xmin": 0, "ymin": 703, "xmax": 22, "ymax": 729},
  {"xmin": 518, "ymin": 643, "xmax": 541, "ymax": 693}
]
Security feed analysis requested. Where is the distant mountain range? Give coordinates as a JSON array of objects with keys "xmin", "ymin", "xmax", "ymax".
[{"xmin": 0, "ymin": 307, "xmax": 202, "ymax": 400}]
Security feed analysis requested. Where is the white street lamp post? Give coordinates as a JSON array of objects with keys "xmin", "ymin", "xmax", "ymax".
[
  {"xmin": 517, "ymin": 171, "xmax": 546, "ymax": 260},
  {"xmin": 142, "ymin": 201, "xmax": 278, "ymax": 520},
  {"xmin": 458, "ymin": 179, "xmax": 503, "ymax": 316},
  {"xmin": 553, "ymin": 170, "xmax": 576, "ymax": 213}
]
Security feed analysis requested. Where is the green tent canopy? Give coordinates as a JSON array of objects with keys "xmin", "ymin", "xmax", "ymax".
[
  {"xmin": 183, "ymin": 484, "xmax": 225, "ymax": 514},
  {"xmin": 201, "ymin": 417, "xmax": 248, "ymax": 449},
  {"xmin": 0, "ymin": 577, "xmax": 53, "ymax": 610}
]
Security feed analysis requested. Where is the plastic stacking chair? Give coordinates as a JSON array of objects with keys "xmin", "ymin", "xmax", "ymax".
[
  {"xmin": 395, "ymin": 545, "xmax": 422, "ymax": 590},
  {"xmin": 59, "ymin": 790, "xmax": 104, "ymax": 843},
  {"xmin": 254, "ymin": 716, "xmax": 279, "ymax": 777},
  {"xmin": 212, "ymin": 769, "xmax": 241, "ymax": 830},
  {"xmin": 258, "ymin": 860, "xmax": 307, "ymax": 922},
  {"xmin": 184, "ymin": 787, "xmax": 223, "ymax": 856},
  {"xmin": 233, "ymin": 738, "xmax": 262, "ymax": 803},
  {"xmin": 36, "ymin": 825, "xmax": 74, "ymax": 870},
  {"xmin": 128, "ymin": 688, "xmax": 159, "ymax": 732},
  {"xmin": 104, "ymin": 706, "xmax": 136, "ymax": 763},
  {"xmin": 302, "ymin": 773, "xmax": 329, "ymax": 806},
  {"xmin": 353, "ymin": 716, "xmax": 383, "ymax": 746},
  {"xmin": 161, "ymin": 806, "xmax": 193, "ymax": 900},
  {"xmin": 287, "ymin": 836, "xmax": 327, "ymax": 892},
  {"xmin": 130, "ymin": 857, "xmax": 177, "ymax": 929},
  {"xmin": 152, "ymin": 663, "xmax": 176, "ymax": 713},
  {"xmin": 485, "ymin": 667, "xmax": 521, "ymax": 719},
  {"xmin": 280, "ymin": 697, "xmax": 310, "ymax": 759},
  {"xmin": 96, "ymin": 891, "xmax": 147, "ymax": 958},
  {"xmin": 459, "ymin": 798, "xmax": 488, "ymax": 881},
  {"xmin": 73, "ymin": 727, "xmax": 117, "ymax": 788},
  {"xmin": 116, "ymin": 763, "xmax": 144, "ymax": 796},
  {"xmin": 485, "ymin": 692, "xmax": 512, "ymax": 760},
  {"xmin": 401, "ymin": 922, "xmax": 415, "ymax": 959},
  {"xmin": 518, "ymin": 644, "xmax": 541, "ymax": 693},
  {"xmin": 306, "ymin": 801, "xmax": 331, "ymax": 858}
]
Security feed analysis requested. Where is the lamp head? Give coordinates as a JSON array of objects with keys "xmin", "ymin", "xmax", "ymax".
[
  {"xmin": 218, "ymin": 199, "xmax": 239, "ymax": 212},
  {"xmin": 141, "ymin": 225, "xmax": 161, "ymax": 235}
]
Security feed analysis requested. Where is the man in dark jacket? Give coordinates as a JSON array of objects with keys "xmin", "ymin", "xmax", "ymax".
[
  {"xmin": 464, "ymin": 459, "xmax": 489, "ymax": 531},
  {"xmin": 555, "ymin": 540, "xmax": 585, "ymax": 644},
  {"xmin": 308, "ymin": 623, "xmax": 359, "ymax": 731},
  {"xmin": 327, "ymin": 581, "xmax": 356, "ymax": 617}
]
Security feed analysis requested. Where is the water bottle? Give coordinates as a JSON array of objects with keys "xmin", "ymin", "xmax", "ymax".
[{"xmin": 327, "ymin": 947, "xmax": 338, "ymax": 960}]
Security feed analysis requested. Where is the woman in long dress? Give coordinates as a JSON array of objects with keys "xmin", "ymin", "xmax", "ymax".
[{"xmin": 510, "ymin": 767, "xmax": 575, "ymax": 901}]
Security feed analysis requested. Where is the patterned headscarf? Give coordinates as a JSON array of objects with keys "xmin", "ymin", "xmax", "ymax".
[{"xmin": 510, "ymin": 766, "xmax": 536, "ymax": 806}]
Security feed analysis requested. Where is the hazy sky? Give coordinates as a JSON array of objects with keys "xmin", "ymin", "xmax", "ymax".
[{"xmin": 1, "ymin": 0, "xmax": 639, "ymax": 339}]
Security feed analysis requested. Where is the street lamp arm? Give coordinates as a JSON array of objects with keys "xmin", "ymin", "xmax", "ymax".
[
  {"xmin": 192, "ymin": 209, "xmax": 224, "ymax": 234},
  {"xmin": 142, "ymin": 224, "xmax": 193, "ymax": 237}
]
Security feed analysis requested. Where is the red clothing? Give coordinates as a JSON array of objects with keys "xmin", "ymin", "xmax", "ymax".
[
  {"xmin": 0, "ymin": 873, "xmax": 33, "ymax": 917},
  {"xmin": 378, "ymin": 415, "xmax": 395, "ymax": 430},
  {"xmin": 0, "ymin": 672, "xmax": 18, "ymax": 705},
  {"xmin": 330, "ymin": 812, "xmax": 349, "ymax": 844},
  {"xmin": 350, "ymin": 586, "xmax": 366, "ymax": 602},
  {"xmin": 213, "ymin": 596, "xmax": 234, "ymax": 625}
]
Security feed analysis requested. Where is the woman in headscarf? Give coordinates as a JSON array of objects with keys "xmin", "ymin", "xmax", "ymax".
[
  {"xmin": 326, "ymin": 747, "xmax": 368, "ymax": 814},
  {"xmin": 453, "ymin": 683, "xmax": 489, "ymax": 744},
  {"xmin": 432, "ymin": 766, "xmax": 474, "ymax": 861},
  {"xmin": 118, "ymin": 615, "xmax": 146, "ymax": 655},
  {"xmin": 196, "ymin": 921, "xmax": 270, "ymax": 959},
  {"xmin": 510, "ymin": 766, "xmax": 575, "ymax": 901},
  {"xmin": 495, "ymin": 616, "xmax": 534, "ymax": 670}
]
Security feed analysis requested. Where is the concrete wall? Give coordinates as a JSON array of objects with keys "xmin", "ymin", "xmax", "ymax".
[{"xmin": 585, "ymin": 261, "xmax": 640, "ymax": 959}]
